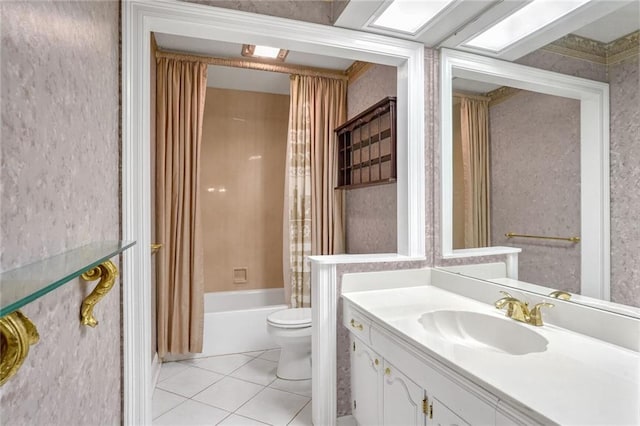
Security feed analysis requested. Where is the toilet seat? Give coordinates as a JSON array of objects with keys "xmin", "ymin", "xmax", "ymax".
[{"xmin": 267, "ymin": 308, "xmax": 312, "ymax": 329}]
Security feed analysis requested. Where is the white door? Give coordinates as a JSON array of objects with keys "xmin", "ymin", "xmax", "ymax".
[
  {"xmin": 428, "ymin": 397, "xmax": 469, "ymax": 426},
  {"xmin": 383, "ymin": 360, "xmax": 425, "ymax": 426},
  {"xmin": 351, "ymin": 335, "xmax": 383, "ymax": 426}
]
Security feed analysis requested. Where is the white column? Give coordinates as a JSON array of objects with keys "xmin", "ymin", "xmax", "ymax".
[
  {"xmin": 506, "ymin": 252, "xmax": 519, "ymax": 280},
  {"xmin": 311, "ymin": 260, "xmax": 338, "ymax": 426}
]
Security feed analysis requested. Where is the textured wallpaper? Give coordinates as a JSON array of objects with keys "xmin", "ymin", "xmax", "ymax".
[
  {"xmin": 513, "ymin": 50, "xmax": 639, "ymax": 306},
  {"xmin": 609, "ymin": 56, "xmax": 640, "ymax": 307},
  {"xmin": 345, "ymin": 64, "xmax": 398, "ymax": 254},
  {"xmin": 517, "ymin": 49, "xmax": 608, "ymax": 82},
  {"xmin": 0, "ymin": 1, "xmax": 121, "ymax": 424},
  {"xmin": 182, "ymin": 0, "xmax": 334, "ymax": 25},
  {"xmin": 489, "ymin": 91, "xmax": 581, "ymax": 293}
]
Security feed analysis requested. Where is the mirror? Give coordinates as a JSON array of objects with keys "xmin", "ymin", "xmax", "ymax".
[
  {"xmin": 439, "ymin": 45, "xmax": 640, "ymax": 318},
  {"xmin": 153, "ymin": 33, "xmax": 406, "ymax": 291}
]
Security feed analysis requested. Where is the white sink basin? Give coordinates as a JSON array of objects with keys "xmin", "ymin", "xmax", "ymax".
[{"xmin": 418, "ymin": 310, "xmax": 548, "ymax": 355}]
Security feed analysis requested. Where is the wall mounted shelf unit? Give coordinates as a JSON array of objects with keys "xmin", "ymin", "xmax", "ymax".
[
  {"xmin": 0, "ymin": 240, "xmax": 135, "ymax": 385},
  {"xmin": 335, "ymin": 97, "xmax": 397, "ymax": 189}
]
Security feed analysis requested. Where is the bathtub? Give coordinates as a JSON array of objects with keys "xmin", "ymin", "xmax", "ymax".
[{"xmin": 164, "ymin": 288, "xmax": 287, "ymax": 361}]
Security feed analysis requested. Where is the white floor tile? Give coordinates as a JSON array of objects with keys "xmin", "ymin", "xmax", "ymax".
[
  {"xmin": 157, "ymin": 365, "xmax": 224, "ymax": 398},
  {"xmin": 236, "ymin": 388, "xmax": 310, "ymax": 426},
  {"xmin": 152, "ymin": 389, "xmax": 187, "ymax": 420},
  {"xmin": 259, "ymin": 349, "xmax": 281, "ymax": 363},
  {"xmin": 187, "ymin": 354, "xmax": 254, "ymax": 375},
  {"xmin": 154, "ymin": 400, "xmax": 229, "ymax": 426},
  {"xmin": 230, "ymin": 358, "xmax": 278, "ymax": 386},
  {"xmin": 269, "ymin": 379, "xmax": 312, "ymax": 398},
  {"xmin": 158, "ymin": 361, "xmax": 189, "ymax": 382},
  {"xmin": 217, "ymin": 414, "xmax": 270, "ymax": 426},
  {"xmin": 288, "ymin": 401, "xmax": 312, "ymax": 426},
  {"xmin": 193, "ymin": 376, "xmax": 264, "ymax": 412}
]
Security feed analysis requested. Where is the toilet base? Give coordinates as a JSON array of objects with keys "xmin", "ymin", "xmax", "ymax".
[{"xmin": 276, "ymin": 344, "xmax": 311, "ymax": 380}]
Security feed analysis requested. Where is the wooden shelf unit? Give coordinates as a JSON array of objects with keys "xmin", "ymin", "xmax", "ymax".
[{"xmin": 335, "ymin": 97, "xmax": 397, "ymax": 189}]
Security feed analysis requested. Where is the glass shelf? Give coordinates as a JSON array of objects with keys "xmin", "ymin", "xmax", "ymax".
[{"xmin": 0, "ymin": 241, "xmax": 136, "ymax": 317}]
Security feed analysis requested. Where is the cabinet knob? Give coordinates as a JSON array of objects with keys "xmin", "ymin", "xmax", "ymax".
[
  {"xmin": 350, "ymin": 319, "xmax": 364, "ymax": 331},
  {"xmin": 374, "ymin": 358, "xmax": 379, "ymax": 365},
  {"xmin": 385, "ymin": 367, "xmax": 391, "ymax": 376}
]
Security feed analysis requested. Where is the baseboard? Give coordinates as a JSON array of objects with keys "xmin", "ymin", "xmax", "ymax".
[
  {"xmin": 337, "ymin": 415, "xmax": 356, "ymax": 426},
  {"xmin": 151, "ymin": 352, "xmax": 161, "ymax": 389}
]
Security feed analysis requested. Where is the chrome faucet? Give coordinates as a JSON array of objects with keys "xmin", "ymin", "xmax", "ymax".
[{"xmin": 494, "ymin": 291, "xmax": 554, "ymax": 326}]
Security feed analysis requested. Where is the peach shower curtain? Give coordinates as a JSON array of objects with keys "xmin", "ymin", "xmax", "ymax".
[
  {"xmin": 460, "ymin": 97, "xmax": 491, "ymax": 248},
  {"xmin": 156, "ymin": 57, "xmax": 207, "ymax": 356},
  {"xmin": 283, "ymin": 75, "xmax": 346, "ymax": 308}
]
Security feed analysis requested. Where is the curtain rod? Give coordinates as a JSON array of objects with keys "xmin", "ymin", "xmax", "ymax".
[
  {"xmin": 155, "ymin": 49, "xmax": 349, "ymax": 81},
  {"xmin": 453, "ymin": 91, "xmax": 491, "ymax": 101}
]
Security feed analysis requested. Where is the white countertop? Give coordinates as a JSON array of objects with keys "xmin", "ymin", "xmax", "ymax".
[{"xmin": 343, "ymin": 285, "xmax": 640, "ymax": 425}]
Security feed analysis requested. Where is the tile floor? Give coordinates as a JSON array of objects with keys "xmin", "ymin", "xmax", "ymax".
[{"xmin": 153, "ymin": 349, "xmax": 312, "ymax": 426}]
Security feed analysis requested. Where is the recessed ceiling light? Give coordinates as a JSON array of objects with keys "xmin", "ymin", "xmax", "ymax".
[
  {"xmin": 370, "ymin": 0, "xmax": 456, "ymax": 34},
  {"xmin": 241, "ymin": 44, "xmax": 289, "ymax": 61},
  {"xmin": 464, "ymin": 0, "xmax": 592, "ymax": 52}
]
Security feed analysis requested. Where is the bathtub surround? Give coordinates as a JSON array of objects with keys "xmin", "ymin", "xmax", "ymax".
[
  {"xmin": 155, "ymin": 57, "xmax": 208, "ymax": 356},
  {"xmin": 0, "ymin": 1, "xmax": 121, "ymax": 424},
  {"xmin": 165, "ymin": 289, "xmax": 287, "ymax": 360},
  {"xmin": 200, "ymin": 88, "xmax": 288, "ymax": 293},
  {"xmin": 284, "ymin": 75, "xmax": 347, "ymax": 308}
]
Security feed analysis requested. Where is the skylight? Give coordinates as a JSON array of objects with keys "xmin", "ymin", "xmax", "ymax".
[
  {"xmin": 464, "ymin": 0, "xmax": 592, "ymax": 52},
  {"xmin": 371, "ymin": 0, "xmax": 456, "ymax": 34}
]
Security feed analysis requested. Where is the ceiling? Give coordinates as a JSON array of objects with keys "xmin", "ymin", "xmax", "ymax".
[
  {"xmin": 154, "ymin": 1, "xmax": 639, "ymax": 94},
  {"xmin": 154, "ymin": 33, "xmax": 356, "ymax": 94},
  {"xmin": 335, "ymin": 0, "xmax": 639, "ymax": 60},
  {"xmin": 572, "ymin": 1, "xmax": 640, "ymax": 42}
]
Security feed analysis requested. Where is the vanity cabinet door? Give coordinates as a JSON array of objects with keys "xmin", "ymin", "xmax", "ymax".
[
  {"xmin": 351, "ymin": 335, "xmax": 383, "ymax": 426},
  {"xmin": 428, "ymin": 397, "xmax": 469, "ymax": 426},
  {"xmin": 383, "ymin": 361, "xmax": 426, "ymax": 426}
]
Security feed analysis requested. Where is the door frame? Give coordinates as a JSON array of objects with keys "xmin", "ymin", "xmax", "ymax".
[{"xmin": 122, "ymin": 1, "xmax": 425, "ymax": 424}]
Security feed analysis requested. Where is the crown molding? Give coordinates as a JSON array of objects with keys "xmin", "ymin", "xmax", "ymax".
[
  {"xmin": 543, "ymin": 31, "xmax": 639, "ymax": 65},
  {"xmin": 346, "ymin": 61, "xmax": 374, "ymax": 84},
  {"xmin": 606, "ymin": 31, "xmax": 639, "ymax": 65},
  {"xmin": 486, "ymin": 85, "xmax": 522, "ymax": 106}
]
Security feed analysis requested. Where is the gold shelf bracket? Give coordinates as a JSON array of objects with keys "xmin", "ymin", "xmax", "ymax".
[
  {"xmin": 80, "ymin": 260, "xmax": 118, "ymax": 328},
  {"xmin": 0, "ymin": 311, "xmax": 40, "ymax": 386}
]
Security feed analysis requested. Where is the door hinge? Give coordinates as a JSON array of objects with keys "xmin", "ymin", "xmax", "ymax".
[
  {"xmin": 353, "ymin": 342, "xmax": 356, "ymax": 351},
  {"xmin": 422, "ymin": 397, "xmax": 433, "ymax": 419},
  {"xmin": 353, "ymin": 399, "xmax": 357, "ymax": 410}
]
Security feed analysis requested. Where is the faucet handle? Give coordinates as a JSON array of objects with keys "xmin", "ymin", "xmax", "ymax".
[
  {"xmin": 498, "ymin": 290, "xmax": 513, "ymax": 298},
  {"xmin": 529, "ymin": 302, "xmax": 554, "ymax": 326},
  {"xmin": 548, "ymin": 290, "xmax": 571, "ymax": 300}
]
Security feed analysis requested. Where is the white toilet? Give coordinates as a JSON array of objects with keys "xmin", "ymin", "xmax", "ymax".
[{"xmin": 266, "ymin": 308, "xmax": 312, "ymax": 380}]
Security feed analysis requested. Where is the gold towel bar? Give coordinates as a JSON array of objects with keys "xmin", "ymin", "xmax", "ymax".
[{"xmin": 505, "ymin": 233, "xmax": 580, "ymax": 243}]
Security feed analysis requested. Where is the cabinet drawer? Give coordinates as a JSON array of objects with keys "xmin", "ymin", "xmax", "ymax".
[{"xmin": 343, "ymin": 302, "xmax": 371, "ymax": 344}]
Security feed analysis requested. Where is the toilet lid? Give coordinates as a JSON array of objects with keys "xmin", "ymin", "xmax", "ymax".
[{"xmin": 267, "ymin": 308, "xmax": 312, "ymax": 327}]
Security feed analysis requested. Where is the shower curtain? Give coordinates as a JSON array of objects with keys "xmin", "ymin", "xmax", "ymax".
[
  {"xmin": 460, "ymin": 96, "xmax": 491, "ymax": 248},
  {"xmin": 284, "ymin": 75, "xmax": 347, "ymax": 308},
  {"xmin": 156, "ymin": 56, "xmax": 207, "ymax": 356}
]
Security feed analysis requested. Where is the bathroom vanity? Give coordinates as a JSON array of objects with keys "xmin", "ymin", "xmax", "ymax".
[{"xmin": 341, "ymin": 268, "xmax": 640, "ymax": 425}]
